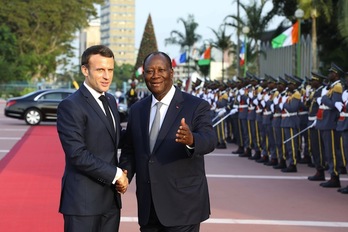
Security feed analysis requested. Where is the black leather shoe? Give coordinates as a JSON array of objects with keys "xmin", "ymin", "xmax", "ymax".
[
  {"xmin": 273, "ymin": 160, "xmax": 286, "ymax": 169},
  {"xmin": 248, "ymin": 151, "xmax": 261, "ymax": 160},
  {"xmin": 338, "ymin": 186, "xmax": 348, "ymax": 194},
  {"xmin": 307, "ymin": 162, "xmax": 315, "ymax": 168},
  {"xmin": 232, "ymin": 146, "xmax": 244, "ymax": 154},
  {"xmin": 281, "ymin": 165, "xmax": 297, "ymax": 173},
  {"xmin": 216, "ymin": 143, "xmax": 227, "ymax": 149},
  {"xmin": 298, "ymin": 156, "xmax": 311, "ymax": 164},
  {"xmin": 308, "ymin": 170, "xmax": 325, "ymax": 181},
  {"xmin": 339, "ymin": 167, "xmax": 347, "ymax": 175},
  {"xmin": 320, "ymin": 176, "xmax": 340, "ymax": 188},
  {"xmin": 225, "ymin": 137, "xmax": 233, "ymax": 144},
  {"xmin": 264, "ymin": 158, "xmax": 278, "ymax": 166},
  {"xmin": 239, "ymin": 148, "xmax": 252, "ymax": 157},
  {"xmin": 256, "ymin": 155, "xmax": 269, "ymax": 163}
]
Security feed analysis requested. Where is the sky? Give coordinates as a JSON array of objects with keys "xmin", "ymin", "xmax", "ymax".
[{"xmin": 135, "ymin": 0, "xmax": 285, "ymax": 58}]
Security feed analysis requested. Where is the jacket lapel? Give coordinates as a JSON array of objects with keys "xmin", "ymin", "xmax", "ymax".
[{"xmin": 152, "ymin": 88, "xmax": 184, "ymax": 152}]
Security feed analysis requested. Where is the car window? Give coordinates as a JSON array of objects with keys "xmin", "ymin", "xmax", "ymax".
[{"xmin": 40, "ymin": 93, "xmax": 64, "ymax": 100}]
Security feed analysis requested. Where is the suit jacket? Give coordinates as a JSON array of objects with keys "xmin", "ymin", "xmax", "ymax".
[
  {"xmin": 57, "ymin": 84, "xmax": 122, "ymax": 215},
  {"xmin": 120, "ymin": 87, "xmax": 217, "ymax": 227}
]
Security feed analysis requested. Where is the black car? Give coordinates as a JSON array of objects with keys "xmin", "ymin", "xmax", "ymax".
[{"xmin": 4, "ymin": 89, "xmax": 75, "ymax": 125}]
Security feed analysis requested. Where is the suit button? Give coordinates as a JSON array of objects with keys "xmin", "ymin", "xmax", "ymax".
[{"xmin": 147, "ymin": 181, "xmax": 150, "ymax": 184}]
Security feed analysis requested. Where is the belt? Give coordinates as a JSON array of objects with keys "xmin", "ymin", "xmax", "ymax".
[
  {"xmin": 319, "ymin": 105, "xmax": 330, "ymax": 110},
  {"xmin": 239, "ymin": 105, "xmax": 248, "ymax": 108},
  {"xmin": 340, "ymin": 112, "xmax": 348, "ymax": 117},
  {"xmin": 273, "ymin": 113, "xmax": 281, "ymax": 117},
  {"xmin": 233, "ymin": 105, "xmax": 239, "ymax": 108},
  {"xmin": 308, "ymin": 116, "xmax": 317, "ymax": 121},
  {"xmin": 298, "ymin": 111, "xmax": 308, "ymax": 115},
  {"xmin": 263, "ymin": 111, "xmax": 272, "ymax": 115},
  {"xmin": 282, "ymin": 112, "xmax": 297, "ymax": 117},
  {"xmin": 256, "ymin": 109, "xmax": 263, "ymax": 113},
  {"xmin": 248, "ymin": 106, "xmax": 255, "ymax": 110}
]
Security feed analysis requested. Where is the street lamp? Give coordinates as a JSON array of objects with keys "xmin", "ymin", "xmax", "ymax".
[
  {"xmin": 184, "ymin": 45, "xmax": 190, "ymax": 91},
  {"xmin": 242, "ymin": 26, "xmax": 250, "ymax": 77},
  {"xmin": 295, "ymin": 8, "xmax": 304, "ymax": 78}
]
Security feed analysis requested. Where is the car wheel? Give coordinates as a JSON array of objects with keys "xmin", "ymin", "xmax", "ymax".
[{"xmin": 24, "ymin": 108, "xmax": 42, "ymax": 125}]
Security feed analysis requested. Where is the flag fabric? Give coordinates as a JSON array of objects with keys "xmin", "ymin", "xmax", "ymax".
[
  {"xmin": 171, "ymin": 59, "xmax": 177, "ymax": 68},
  {"xmin": 172, "ymin": 52, "xmax": 187, "ymax": 68},
  {"xmin": 198, "ymin": 47, "xmax": 211, "ymax": 66},
  {"xmin": 272, "ymin": 21, "xmax": 299, "ymax": 48},
  {"xmin": 135, "ymin": 66, "xmax": 143, "ymax": 77},
  {"xmin": 239, "ymin": 42, "xmax": 245, "ymax": 66}
]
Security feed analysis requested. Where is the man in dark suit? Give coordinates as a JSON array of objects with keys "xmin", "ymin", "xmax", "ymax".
[
  {"xmin": 57, "ymin": 45, "xmax": 128, "ymax": 232},
  {"xmin": 119, "ymin": 51, "xmax": 217, "ymax": 232}
]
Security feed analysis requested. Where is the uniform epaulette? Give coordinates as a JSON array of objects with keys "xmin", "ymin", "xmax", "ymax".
[
  {"xmin": 332, "ymin": 82, "xmax": 343, "ymax": 94},
  {"xmin": 292, "ymin": 91, "xmax": 301, "ymax": 100}
]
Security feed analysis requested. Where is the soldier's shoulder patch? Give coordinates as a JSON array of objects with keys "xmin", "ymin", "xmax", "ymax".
[
  {"xmin": 332, "ymin": 83, "xmax": 343, "ymax": 93},
  {"xmin": 292, "ymin": 91, "xmax": 301, "ymax": 99}
]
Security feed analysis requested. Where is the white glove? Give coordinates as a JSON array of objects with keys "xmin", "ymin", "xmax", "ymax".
[
  {"xmin": 217, "ymin": 108, "xmax": 226, "ymax": 117},
  {"xmin": 237, "ymin": 95, "xmax": 241, "ymax": 103},
  {"xmin": 230, "ymin": 108, "xmax": 238, "ymax": 115},
  {"xmin": 335, "ymin": 102, "xmax": 343, "ymax": 112},
  {"xmin": 321, "ymin": 87, "xmax": 328, "ymax": 97},
  {"xmin": 253, "ymin": 98, "xmax": 259, "ymax": 106},
  {"xmin": 246, "ymin": 98, "xmax": 250, "ymax": 105},
  {"xmin": 279, "ymin": 103, "xmax": 284, "ymax": 110},
  {"xmin": 310, "ymin": 120, "xmax": 317, "ymax": 128},
  {"xmin": 273, "ymin": 96, "xmax": 279, "ymax": 105},
  {"xmin": 261, "ymin": 100, "xmax": 266, "ymax": 108},
  {"xmin": 282, "ymin": 96, "xmax": 288, "ymax": 103},
  {"xmin": 270, "ymin": 104, "xmax": 274, "ymax": 113},
  {"xmin": 264, "ymin": 94, "xmax": 270, "ymax": 102},
  {"xmin": 342, "ymin": 90, "xmax": 348, "ymax": 102},
  {"xmin": 248, "ymin": 91, "xmax": 254, "ymax": 99},
  {"xmin": 239, "ymin": 89, "xmax": 245, "ymax": 96},
  {"xmin": 257, "ymin": 92, "xmax": 263, "ymax": 100},
  {"xmin": 305, "ymin": 86, "xmax": 311, "ymax": 97},
  {"xmin": 316, "ymin": 97, "xmax": 322, "ymax": 105}
]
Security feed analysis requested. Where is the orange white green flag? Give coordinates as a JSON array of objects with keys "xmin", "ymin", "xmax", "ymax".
[{"xmin": 271, "ymin": 21, "xmax": 299, "ymax": 49}]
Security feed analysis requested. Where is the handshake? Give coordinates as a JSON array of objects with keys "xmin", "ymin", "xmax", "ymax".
[{"xmin": 116, "ymin": 169, "xmax": 129, "ymax": 194}]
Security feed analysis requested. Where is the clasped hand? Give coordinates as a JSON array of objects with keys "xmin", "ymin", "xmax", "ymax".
[{"xmin": 116, "ymin": 170, "xmax": 128, "ymax": 194}]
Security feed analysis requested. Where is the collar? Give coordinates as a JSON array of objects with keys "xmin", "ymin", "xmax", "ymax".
[
  {"xmin": 84, "ymin": 82, "xmax": 106, "ymax": 100},
  {"xmin": 151, "ymin": 85, "xmax": 176, "ymax": 108}
]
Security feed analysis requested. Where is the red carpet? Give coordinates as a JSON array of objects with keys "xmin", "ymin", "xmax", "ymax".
[{"xmin": 0, "ymin": 126, "xmax": 64, "ymax": 231}]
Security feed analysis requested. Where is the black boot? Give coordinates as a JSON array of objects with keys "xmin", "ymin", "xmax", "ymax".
[
  {"xmin": 264, "ymin": 158, "xmax": 278, "ymax": 166},
  {"xmin": 256, "ymin": 155, "xmax": 269, "ymax": 163},
  {"xmin": 248, "ymin": 150, "xmax": 261, "ymax": 160},
  {"xmin": 281, "ymin": 164, "xmax": 297, "ymax": 173},
  {"xmin": 298, "ymin": 156, "xmax": 311, "ymax": 164},
  {"xmin": 273, "ymin": 159, "xmax": 286, "ymax": 169},
  {"xmin": 239, "ymin": 147, "xmax": 252, "ymax": 157},
  {"xmin": 232, "ymin": 146, "xmax": 244, "ymax": 154},
  {"xmin": 320, "ymin": 175, "xmax": 340, "ymax": 188},
  {"xmin": 308, "ymin": 170, "xmax": 325, "ymax": 181}
]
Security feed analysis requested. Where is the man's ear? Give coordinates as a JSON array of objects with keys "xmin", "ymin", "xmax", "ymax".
[{"xmin": 81, "ymin": 65, "xmax": 89, "ymax": 77}]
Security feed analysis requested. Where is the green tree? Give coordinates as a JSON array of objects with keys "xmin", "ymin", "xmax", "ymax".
[
  {"xmin": 0, "ymin": 0, "xmax": 102, "ymax": 81},
  {"xmin": 209, "ymin": 24, "xmax": 234, "ymax": 82},
  {"xmin": 298, "ymin": 0, "xmax": 333, "ymax": 72},
  {"xmin": 134, "ymin": 14, "xmax": 158, "ymax": 81},
  {"xmin": 225, "ymin": 0, "xmax": 276, "ymax": 75},
  {"xmin": 165, "ymin": 14, "xmax": 202, "ymax": 56},
  {"xmin": 337, "ymin": 0, "xmax": 348, "ymax": 45}
]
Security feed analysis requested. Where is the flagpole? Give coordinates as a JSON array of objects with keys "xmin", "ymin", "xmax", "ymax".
[
  {"xmin": 295, "ymin": 9, "xmax": 304, "ymax": 78},
  {"xmin": 242, "ymin": 26, "xmax": 250, "ymax": 77}
]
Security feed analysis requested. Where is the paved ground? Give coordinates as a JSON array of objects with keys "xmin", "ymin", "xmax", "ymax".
[{"xmin": 1, "ymin": 100, "xmax": 348, "ymax": 231}]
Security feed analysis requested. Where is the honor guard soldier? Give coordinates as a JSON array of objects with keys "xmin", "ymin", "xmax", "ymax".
[
  {"xmin": 337, "ymin": 72, "xmax": 348, "ymax": 193},
  {"xmin": 307, "ymin": 72, "xmax": 328, "ymax": 181},
  {"xmin": 315, "ymin": 63, "xmax": 345, "ymax": 188},
  {"xmin": 280, "ymin": 74, "xmax": 302, "ymax": 172}
]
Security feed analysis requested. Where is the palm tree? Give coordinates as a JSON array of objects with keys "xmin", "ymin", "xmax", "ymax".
[
  {"xmin": 298, "ymin": 0, "xmax": 333, "ymax": 72},
  {"xmin": 337, "ymin": 0, "xmax": 348, "ymax": 46},
  {"xmin": 209, "ymin": 24, "xmax": 234, "ymax": 82},
  {"xmin": 225, "ymin": 0, "xmax": 276, "ymax": 75},
  {"xmin": 165, "ymin": 14, "xmax": 201, "ymax": 56}
]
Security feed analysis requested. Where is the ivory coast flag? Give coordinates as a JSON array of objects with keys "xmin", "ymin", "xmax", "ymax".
[
  {"xmin": 271, "ymin": 22, "xmax": 299, "ymax": 48},
  {"xmin": 135, "ymin": 66, "xmax": 143, "ymax": 77}
]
